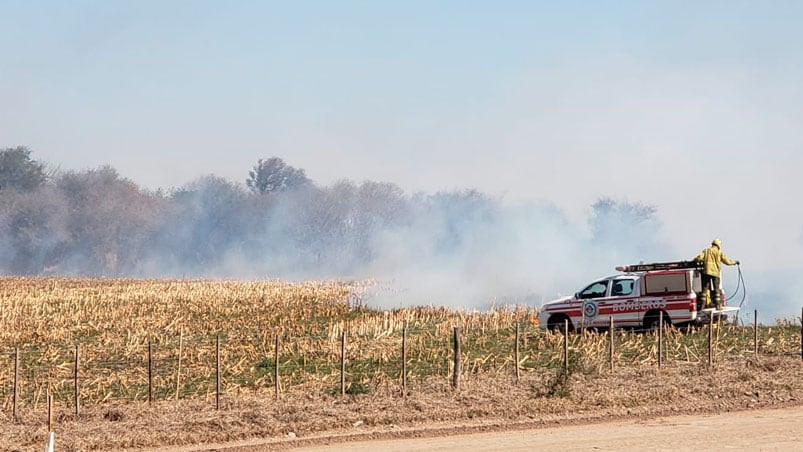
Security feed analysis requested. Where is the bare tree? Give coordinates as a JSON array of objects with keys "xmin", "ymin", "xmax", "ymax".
[
  {"xmin": 162, "ymin": 175, "xmax": 252, "ymax": 270},
  {"xmin": 588, "ymin": 197, "xmax": 665, "ymax": 261},
  {"xmin": 55, "ymin": 166, "xmax": 165, "ymax": 275}
]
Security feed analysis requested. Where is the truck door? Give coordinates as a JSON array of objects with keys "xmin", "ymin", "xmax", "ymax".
[
  {"xmin": 577, "ymin": 280, "xmax": 610, "ymax": 327},
  {"xmin": 607, "ymin": 277, "xmax": 639, "ymax": 328}
]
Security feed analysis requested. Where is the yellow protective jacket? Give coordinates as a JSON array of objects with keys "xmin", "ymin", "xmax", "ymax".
[{"xmin": 694, "ymin": 245, "xmax": 737, "ymax": 277}]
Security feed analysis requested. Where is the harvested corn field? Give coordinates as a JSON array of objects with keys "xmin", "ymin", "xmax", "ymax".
[{"xmin": 1, "ymin": 277, "xmax": 803, "ymax": 450}]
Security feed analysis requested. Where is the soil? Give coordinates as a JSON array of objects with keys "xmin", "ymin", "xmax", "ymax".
[
  {"xmin": 3, "ymin": 355, "xmax": 803, "ymax": 451},
  {"xmin": 290, "ymin": 406, "xmax": 803, "ymax": 451}
]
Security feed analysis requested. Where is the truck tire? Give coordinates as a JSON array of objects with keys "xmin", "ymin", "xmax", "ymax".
[
  {"xmin": 644, "ymin": 311, "xmax": 669, "ymax": 332},
  {"xmin": 547, "ymin": 315, "xmax": 573, "ymax": 333}
]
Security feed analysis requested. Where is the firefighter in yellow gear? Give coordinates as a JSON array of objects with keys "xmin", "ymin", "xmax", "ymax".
[{"xmin": 694, "ymin": 238, "xmax": 739, "ymax": 309}]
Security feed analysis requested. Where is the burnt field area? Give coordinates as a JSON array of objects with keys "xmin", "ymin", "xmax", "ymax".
[{"xmin": 1, "ymin": 277, "xmax": 802, "ymax": 450}]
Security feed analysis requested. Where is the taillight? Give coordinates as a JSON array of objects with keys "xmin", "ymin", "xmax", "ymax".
[{"xmin": 690, "ymin": 294, "xmax": 697, "ymax": 312}]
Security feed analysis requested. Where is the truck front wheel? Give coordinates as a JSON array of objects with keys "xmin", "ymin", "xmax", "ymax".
[{"xmin": 547, "ymin": 315, "xmax": 573, "ymax": 333}]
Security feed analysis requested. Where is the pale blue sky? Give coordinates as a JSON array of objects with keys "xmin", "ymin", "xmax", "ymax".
[{"xmin": 2, "ymin": 1, "xmax": 803, "ymax": 306}]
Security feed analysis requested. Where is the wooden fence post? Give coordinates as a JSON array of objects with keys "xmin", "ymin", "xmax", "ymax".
[
  {"xmin": 609, "ymin": 316, "xmax": 614, "ymax": 371},
  {"xmin": 708, "ymin": 314, "xmax": 714, "ymax": 367},
  {"xmin": 754, "ymin": 310, "xmax": 758, "ymax": 356},
  {"xmin": 401, "ymin": 323, "xmax": 407, "ymax": 396},
  {"xmin": 658, "ymin": 311, "xmax": 663, "ymax": 368},
  {"xmin": 13, "ymin": 347, "xmax": 19, "ymax": 420},
  {"xmin": 563, "ymin": 319, "xmax": 569, "ymax": 373},
  {"xmin": 45, "ymin": 384, "xmax": 54, "ymax": 452},
  {"xmin": 215, "ymin": 334, "xmax": 221, "ymax": 410},
  {"xmin": 47, "ymin": 386, "xmax": 53, "ymax": 432},
  {"xmin": 74, "ymin": 343, "xmax": 80, "ymax": 416},
  {"xmin": 147, "ymin": 341, "xmax": 153, "ymax": 404},
  {"xmin": 452, "ymin": 327, "xmax": 461, "ymax": 390},
  {"xmin": 274, "ymin": 335, "xmax": 280, "ymax": 399},
  {"xmin": 340, "ymin": 330, "xmax": 346, "ymax": 396},
  {"xmin": 176, "ymin": 329, "xmax": 183, "ymax": 402},
  {"xmin": 514, "ymin": 323, "xmax": 520, "ymax": 383}
]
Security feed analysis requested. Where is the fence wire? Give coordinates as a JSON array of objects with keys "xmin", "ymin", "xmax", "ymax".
[{"xmin": 3, "ymin": 321, "xmax": 801, "ymax": 412}]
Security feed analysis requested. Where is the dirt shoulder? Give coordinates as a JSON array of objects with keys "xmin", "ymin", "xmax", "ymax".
[
  {"xmin": 3, "ymin": 356, "xmax": 803, "ymax": 451},
  {"xmin": 155, "ymin": 405, "xmax": 803, "ymax": 452},
  {"xmin": 291, "ymin": 406, "xmax": 803, "ymax": 451}
]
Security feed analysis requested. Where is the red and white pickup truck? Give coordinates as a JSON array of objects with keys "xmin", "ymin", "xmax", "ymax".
[{"xmin": 538, "ymin": 261, "xmax": 737, "ymax": 331}]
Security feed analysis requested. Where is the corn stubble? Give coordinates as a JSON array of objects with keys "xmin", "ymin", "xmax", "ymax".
[{"xmin": 1, "ymin": 277, "xmax": 800, "ymax": 409}]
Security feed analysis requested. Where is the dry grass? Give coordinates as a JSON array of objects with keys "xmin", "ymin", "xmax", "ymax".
[
  {"xmin": 3, "ymin": 357, "xmax": 803, "ymax": 451},
  {"xmin": 0, "ymin": 277, "xmax": 540, "ymax": 405},
  {"xmin": 1, "ymin": 277, "xmax": 802, "ymax": 450}
]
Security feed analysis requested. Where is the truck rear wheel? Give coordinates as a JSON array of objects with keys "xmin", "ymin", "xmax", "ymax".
[{"xmin": 644, "ymin": 311, "xmax": 669, "ymax": 332}]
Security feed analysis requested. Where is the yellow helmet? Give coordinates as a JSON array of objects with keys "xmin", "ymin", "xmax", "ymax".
[{"xmin": 712, "ymin": 238, "xmax": 721, "ymax": 247}]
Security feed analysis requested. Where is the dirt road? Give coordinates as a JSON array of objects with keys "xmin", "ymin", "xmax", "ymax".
[{"xmin": 291, "ymin": 406, "xmax": 803, "ymax": 452}]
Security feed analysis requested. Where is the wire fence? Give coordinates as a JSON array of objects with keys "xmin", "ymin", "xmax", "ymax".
[{"xmin": 3, "ymin": 311, "xmax": 802, "ymax": 416}]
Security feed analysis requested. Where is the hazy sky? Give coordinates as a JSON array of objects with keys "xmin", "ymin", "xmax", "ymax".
[{"xmin": 2, "ymin": 1, "xmax": 803, "ymax": 312}]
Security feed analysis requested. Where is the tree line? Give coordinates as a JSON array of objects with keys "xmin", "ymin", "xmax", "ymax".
[{"xmin": 0, "ymin": 146, "xmax": 663, "ymax": 278}]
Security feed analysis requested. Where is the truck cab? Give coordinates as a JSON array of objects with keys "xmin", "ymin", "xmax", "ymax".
[{"xmin": 538, "ymin": 261, "xmax": 729, "ymax": 332}]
